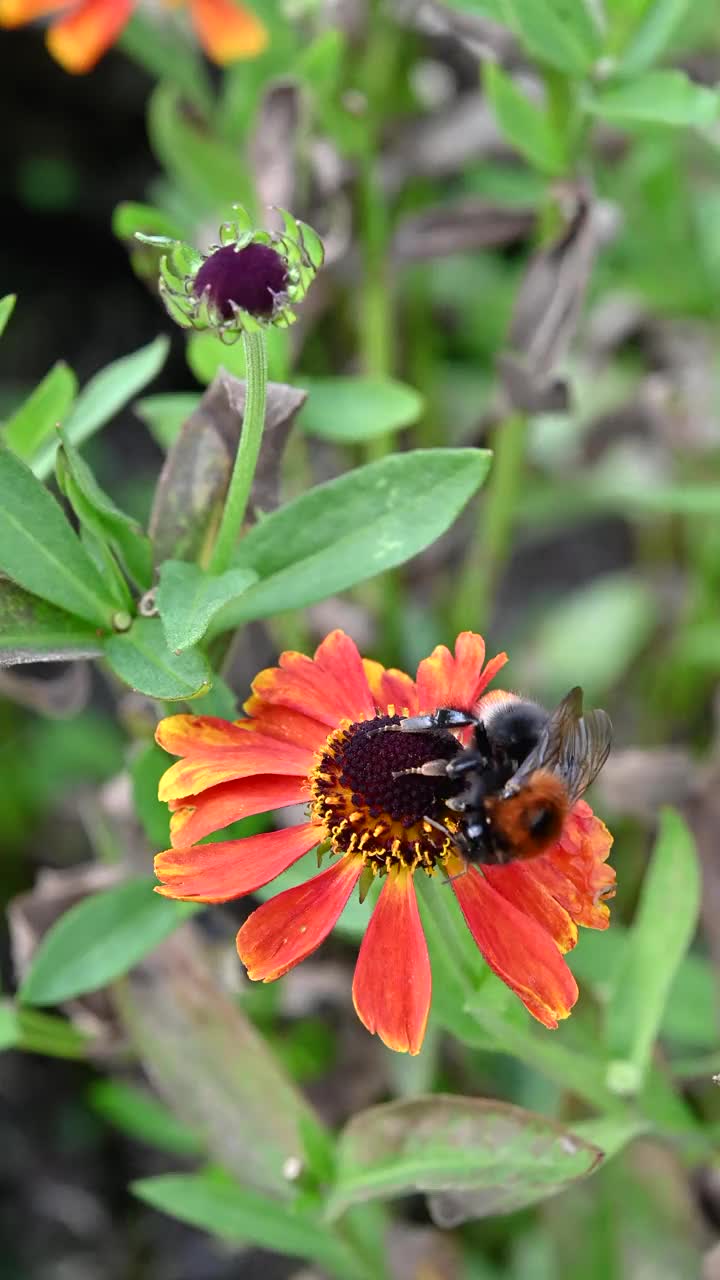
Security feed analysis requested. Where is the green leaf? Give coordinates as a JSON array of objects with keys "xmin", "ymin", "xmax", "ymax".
[
  {"xmin": 298, "ymin": 377, "xmax": 424, "ymax": 443},
  {"xmin": 105, "ymin": 617, "xmax": 212, "ymax": 701},
  {"xmin": 32, "ymin": 336, "xmax": 170, "ymax": 479},
  {"xmin": 0, "ymin": 579, "xmax": 103, "ymax": 665},
  {"xmin": 484, "ymin": 63, "xmax": 566, "ymax": 176},
  {"xmin": 133, "ymin": 1171, "xmax": 367, "ymax": 1279},
  {"xmin": 89, "ymin": 1080, "xmax": 202, "ymax": 1156},
  {"xmin": 130, "ymin": 741, "xmax": 172, "ymax": 848},
  {"xmin": 0, "ymin": 445, "xmax": 116, "ymax": 626},
  {"xmin": 0, "ymin": 293, "xmax": 16, "ymax": 338},
  {"xmin": 587, "ymin": 70, "xmax": 719, "ymax": 127},
  {"xmin": 3, "ymin": 362, "xmax": 77, "ymax": 459},
  {"xmin": 156, "ymin": 561, "xmax": 258, "ymax": 651},
  {"xmin": 615, "ymin": 0, "xmax": 691, "ymax": 76},
  {"xmin": 187, "ymin": 327, "xmax": 290, "ymax": 386},
  {"xmin": 135, "ymin": 392, "xmax": 200, "ymax": 450},
  {"xmin": 502, "ymin": 0, "xmax": 602, "ymax": 75},
  {"xmin": 56, "ymin": 433, "xmax": 153, "ymax": 588},
  {"xmin": 326, "ymin": 1096, "xmax": 602, "ymax": 1223},
  {"xmin": 148, "ymin": 84, "xmax": 252, "ymax": 211},
  {"xmin": 606, "ymin": 809, "xmax": 701, "ymax": 1090},
  {"xmin": 19, "ymin": 877, "xmax": 197, "ymax": 1007},
  {"xmin": 213, "ymin": 449, "xmax": 492, "ymax": 631},
  {"xmin": 0, "ymin": 1000, "xmax": 89, "ymax": 1059}
]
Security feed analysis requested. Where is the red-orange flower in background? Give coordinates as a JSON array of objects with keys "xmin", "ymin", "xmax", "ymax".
[
  {"xmin": 154, "ymin": 631, "xmax": 615, "ymax": 1055},
  {"xmin": 0, "ymin": 0, "xmax": 266, "ymax": 73}
]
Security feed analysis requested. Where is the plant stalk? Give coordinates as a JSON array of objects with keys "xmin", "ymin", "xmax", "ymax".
[{"xmin": 209, "ymin": 330, "xmax": 268, "ymax": 575}]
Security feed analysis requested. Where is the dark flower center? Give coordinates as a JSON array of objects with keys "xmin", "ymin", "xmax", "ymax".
[
  {"xmin": 194, "ymin": 243, "xmax": 289, "ymax": 319},
  {"xmin": 310, "ymin": 714, "xmax": 464, "ymax": 874}
]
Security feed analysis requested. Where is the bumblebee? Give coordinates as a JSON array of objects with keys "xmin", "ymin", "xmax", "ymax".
[{"xmin": 398, "ymin": 687, "xmax": 612, "ymax": 866}]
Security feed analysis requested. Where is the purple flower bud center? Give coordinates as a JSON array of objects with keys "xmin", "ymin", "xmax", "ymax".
[{"xmin": 194, "ymin": 243, "xmax": 288, "ymax": 320}]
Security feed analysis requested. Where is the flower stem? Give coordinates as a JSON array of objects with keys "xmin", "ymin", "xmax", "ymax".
[
  {"xmin": 209, "ymin": 330, "xmax": 268, "ymax": 575},
  {"xmin": 451, "ymin": 411, "xmax": 528, "ymax": 633}
]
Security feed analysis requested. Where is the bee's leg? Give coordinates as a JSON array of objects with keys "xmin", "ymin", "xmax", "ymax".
[
  {"xmin": 392, "ymin": 758, "xmax": 452, "ymax": 780},
  {"xmin": 399, "ymin": 708, "xmax": 477, "ymax": 734},
  {"xmin": 419, "ymin": 815, "xmax": 469, "ymax": 883}
]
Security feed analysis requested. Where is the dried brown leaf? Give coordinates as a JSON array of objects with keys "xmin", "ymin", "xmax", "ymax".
[{"xmin": 393, "ymin": 199, "xmax": 534, "ymax": 262}]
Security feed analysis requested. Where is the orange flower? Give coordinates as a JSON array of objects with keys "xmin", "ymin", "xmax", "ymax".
[
  {"xmin": 0, "ymin": 0, "xmax": 266, "ymax": 73},
  {"xmin": 154, "ymin": 631, "xmax": 615, "ymax": 1055}
]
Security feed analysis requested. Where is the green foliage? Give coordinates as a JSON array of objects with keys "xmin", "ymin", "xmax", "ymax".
[
  {"xmin": 298, "ymin": 377, "xmax": 425, "ymax": 443},
  {"xmin": 218, "ymin": 449, "xmax": 492, "ymax": 627},
  {"xmin": 484, "ymin": 63, "xmax": 567, "ymax": 175},
  {"xmin": 0, "ymin": 293, "xmax": 16, "ymax": 338},
  {"xmin": 105, "ymin": 617, "xmax": 212, "ymax": 700},
  {"xmin": 3, "ymin": 361, "xmax": 77, "ymax": 458},
  {"xmin": 587, "ymin": 70, "xmax": 719, "ymax": 127},
  {"xmin": 89, "ymin": 1080, "xmax": 202, "ymax": 1156},
  {"xmin": 19, "ymin": 877, "xmax": 197, "ymax": 1006},
  {"xmin": 156, "ymin": 561, "xmax": 258, "ymax": 651}
]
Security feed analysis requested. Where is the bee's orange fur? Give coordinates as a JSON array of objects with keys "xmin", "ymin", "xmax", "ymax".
[{"xmin": 484, "ymin": 770, "xmax": 568, "ymax": 860}]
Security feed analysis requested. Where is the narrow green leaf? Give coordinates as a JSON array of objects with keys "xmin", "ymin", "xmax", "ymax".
[
  {"xmin": 0, "ymin": 445, "xmax": 116, "ymax": 625},
  {"xmin": 105, "ymin": 616, "xmax": 212, "ymax": 700},
  {"xmin": 213, "ymin": 449, "xmax": 492, "ymax": 631},
  {"xmin": 156, "ymin": 561, "xmax": 258, "ymax": 651},
  {"xmin": 326, "ymin": 1095, "xmax": 602, "ymax": 1222},
  {"xmin": 503, "ymin": 0, "xmax": 602, "ymax": 75},
  {"xmin": 616, "ymin": 0, "xmax": 691, "ymax": 76},
  {"xmin": 0, "ymin": 579, "xmax": 103, "ymax": 665},
  {"xmin": 484, "ymin": 63, "xmax": 566, "ymax": 176},
  {"xmin": 3, "ymin": 362, "xmax": 77, "ymax": 458},
  {"xmin": 606, "ymin": 809, "xmax": 701, "ymax": 1088},
  {"xmin": 57, "ymin": 433, "xmax": 153, "ymax": 588},
  {"xmin": 19, "ymin": 877, "xmax": 197, "ymax": 1006},
  {"xmin": 148, "ymin": 84, "xmax": 252, "ymax": 211},
  {"xmin": 298, "ymin": 377, "xmax": 424, "ymax": 443},
  {"xmin": 33, "ymin": 336, "xmax": 170, "ymax": 479},
  {"xmin": 133, "ymin": 1171, "xmax": 367, "ymax": 1279},
  {"xmin": 0, "ymin": 293, "xmax": 16, "ymax": 338},
  {"xmin": 135, "ymin": 392, "xmax": 200, "ymax": 450},
  {"xmin": 587, "ymin": 70, "xmax": 719, "ymax": 127},
  {"xmin": 0, "ymin": 1000, "xmax": 89, "ymax": 1058},
  {"xmin": 89, "ymin": 1080, "xmax": 202, "ymax": 1156}
]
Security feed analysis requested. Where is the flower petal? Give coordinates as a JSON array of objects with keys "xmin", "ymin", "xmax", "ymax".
[
  {"xmin": 482, "ymin": 861, "xmax": 578, "ymax": 955},
  {"xmin": 156, "ymin": 714, "xmax": 249, "ymax": 757},
  {"xmin": 239, "ymin": 700, "xmax": 329, "ymax": 753},
  {"xmin": 46, "ymin": 0, "xmax": 132, "ymax": 71},
  {"xmin": 352, "ymin": 869, "xmax": 430, "ymax": 1055},
  {"xmin": 155, "ymin": 822, "xmax": 319, "ymax": 902},
  {"xmin": 251, "ymin": 630, "xmax": 375, "ymax": 727},
  {"xmin": 452, "ymin": 866, "xmax": 578, "ymax": 1028},
  {"xmin": 362, "ymin": 660, "xmax": 420, "ymax": 717},
  {"xmin": 0, "ymin": 0, "xmax": 69, "ymax": 27},
  {"xmin": 158, "ymin": 735, "xmax": 314, "ymax": 802},
  {"xmin": 415, "ymin": 632, "xmax": 507, "ymax": 713},
  {"xmin": 169, "ymin": 775, "xmax": 309, "ymax": 846},
  {"xmin": 237, "ymin": 855, "xmax": 363, "ymax": 981},
  {"xmin": 527, "ymin": 801, "xmax": 615, "ymax": 931},
  {"xmin": 190, "ymin": 0, "xmax": 267, "ymax": 63}
]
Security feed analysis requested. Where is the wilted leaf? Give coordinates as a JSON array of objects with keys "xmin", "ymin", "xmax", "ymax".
[
  {"xmin": 326, "ymin": 1095, "xmax": 602, "ymax": 1222},
  {"xmin": 149, "ymin": 371, "xmax": 306, "ymax": 565},
  {"xmin": 393, "ymin": 198, "xmax": 534, "ymax": 262},
  {"xmin": 499, "ymin": 182, "xmax": 597, "ymax": 413},
  {"xmin": 0, "ymin": 661, "xmax": 90, "ymax": 718},
  {"xmin": 250, "ymin": 80, "xmax": 300, "ymax": 214},
  {"xmin": 115, "ymin": 925, "xmax": 326, "ymax": 1198}
]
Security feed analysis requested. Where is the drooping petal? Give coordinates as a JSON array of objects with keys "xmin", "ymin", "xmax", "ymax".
[
  {"xmin": 158, "ymin": 736, "xmax": 314, "ymax": 802},
  {"xmin": 527, "ymin": 801, "xmax": 615, "ymax": 931},
  {"xmin": 251, "ymin": 629, "xmax": 375, "ymax": 728},
  {"xmin": 352, "ymin": 869, "xmax": 431, "ymax": 1055},
  {"xmin": 239, "ymin": 700, "xmax": 329, "ymax": 753},
  {"xmin": 189, "ymin": 0, "xmax": 267, "ymax": 63},
  {"xmin": 46, "ymin": 0, "xmax": 133, "ymax": 71},
  {"xmin": 362, "ymin": 660, "xmax": 420, "ymax": 717},
  {"xmin": 169, "ymin": 775, "xmax": 309, "ymax": 846},
  {"xmin": 155, "ymin": 822, "xmax": 319, "ymax": 902},
  {"xmin": 452, "ymin": 865, "xmax": 578, "ymax": 1028},
  {"xmin": 237, "ymin": 855, "xmax": 363, "ymax": 981},
  {"xmin": 416, "ymin": 632, "xmax": 508, "ymax": 713},
  {"xmin": 482, "ymin": 861, "xmax": 578, "ymax": 955},
  {"xmin": 0, "ymin": 0, "xmax": 70, "ymax": 27},
  {"xmin": 156, "ymin": 714, "xmax": 249, "ymax": 757}
]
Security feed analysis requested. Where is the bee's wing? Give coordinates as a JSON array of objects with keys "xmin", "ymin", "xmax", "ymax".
[{"xmin": 503, "ymin": 687, "xmax": 612, "ymax": 806}]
